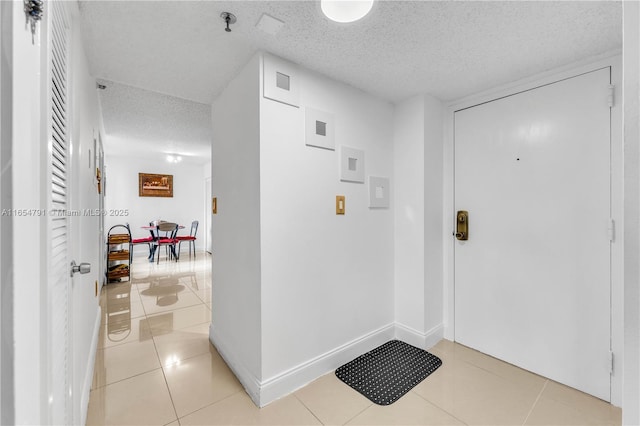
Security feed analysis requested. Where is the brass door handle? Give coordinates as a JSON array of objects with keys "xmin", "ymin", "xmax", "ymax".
[{"xmin": 456, "ymin": 211, "xmax": 468, "ymax": 240}]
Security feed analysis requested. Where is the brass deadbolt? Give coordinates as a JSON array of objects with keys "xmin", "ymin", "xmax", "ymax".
[{"xmin": 456, "ymin": 210, "xmax": 469, "ymax": 240}]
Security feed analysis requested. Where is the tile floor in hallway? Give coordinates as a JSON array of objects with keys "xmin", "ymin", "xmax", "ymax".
[{"xmin": 87, "ymin": 252, "xmax": 622, "ymax": 426}]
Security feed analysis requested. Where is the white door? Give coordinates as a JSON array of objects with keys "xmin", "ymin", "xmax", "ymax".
[
  {"xmin": 45, "ymin": 2, "xmax": 73, "ymax": 422},
  {"xmin": 454, "ymin": 68, "xmax": 611, "ymax": 401}
]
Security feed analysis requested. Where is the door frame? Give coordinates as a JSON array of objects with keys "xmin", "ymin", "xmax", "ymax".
[
  {"xmin": 204, "ymin": 177, "xmax": 212, "ymax": 254},
  {"xmin": 442, "ymin": 52, "xmax": 623, "ymax": 406},
  {"xmin": 8, "ymin": 0, "xmax": 49, "ymax": 423},
  {"xmin": 0, "ymin": 1, "xmax": 12, "ymax": 423}
]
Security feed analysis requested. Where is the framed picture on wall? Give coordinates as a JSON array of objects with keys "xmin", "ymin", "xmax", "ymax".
[
  {"xmin": 139, "ymin": 173, "xmax": 173, "ymax": 197},
  {"xmin": 339, "ymin": 146, "xmax": 365, "ymax": 183}
]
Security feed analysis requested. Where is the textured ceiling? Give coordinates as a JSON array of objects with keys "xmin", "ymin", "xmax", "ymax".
[
  {"xmin": 98, "ymin": 80, "xmax": 212, "ymax": 161},
  {"xmin": 79, "ymin": 0, "xmax": 622, "ymax": 104},
  {"xmin": 79, "ymin": 0, "xmax": 622, "ymax": 159}
]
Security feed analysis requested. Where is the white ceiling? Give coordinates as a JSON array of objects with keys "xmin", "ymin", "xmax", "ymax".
[
  {"xmin": 79, "ymin": 0, "xmax": 622, "ymax": 159},
  {"xmin": 97, "ymin": 80, "xmax": 212, "ymax": 161}
]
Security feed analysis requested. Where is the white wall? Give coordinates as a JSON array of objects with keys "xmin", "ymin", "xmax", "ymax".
[
  {"xmin": 623, "ymin": 1, "xmax": 640, "ymax": 423},
  {"xmin": 393, "ymin": 96, "xmax": 426, "ymax": 341},
  {"xmin": 210, "ymin": 54, "xmax": 263, "ymax": 402},
  {"xmin": 423, "ymin": 96, "xmax": 444, "ymax": 336},
  {"xmin": 104, "ymin": 155, "xmax": 206, "ymax": 253},
  {"xmin": 210, "ymin": 52, "xmax": 396, "ymax": 405},
  {"xmin": 259, "ymin": 54, "xmax": 395, "ymax": 401},
  {"xmin": 393, "ymin": 95, "xmax": 444, "ymax": 348}
]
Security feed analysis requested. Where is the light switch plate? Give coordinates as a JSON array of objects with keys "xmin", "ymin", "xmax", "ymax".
[{"xmin": 336, "ymin": 195, "xmax": 345, "ymax": 215}]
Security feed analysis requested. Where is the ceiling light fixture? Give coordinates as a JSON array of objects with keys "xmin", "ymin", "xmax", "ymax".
[
  {"xmin": 321, "ymin": 0, "xmax": 374, "ymax": 23},
  {"xmin": 166, "ymin": 154, "xmax": 182, "ymax": 163}
]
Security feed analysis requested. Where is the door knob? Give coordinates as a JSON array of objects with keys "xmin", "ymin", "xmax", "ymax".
[
  {"xmin": 456, "ymin": 211, "xmax": 468, "ymax": 240},
  {"xmin": 70, "ymin": 260, "xmax": 91, "ymax": 277}
]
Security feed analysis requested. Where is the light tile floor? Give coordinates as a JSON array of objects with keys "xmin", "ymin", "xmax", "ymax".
[{"xmin": 87, "ymin": 252, "xmax": 622, "ymax": 425}]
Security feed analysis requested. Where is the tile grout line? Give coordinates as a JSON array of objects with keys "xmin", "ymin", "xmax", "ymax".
[
  {"xmin": 175, "ymin": 390, "xmax": 243, "ymax": 422},
  {"xmin": 453, "ymin": 353, "xmax": 543, "ymax": 390},
  {"xmin": 147, "ymin": 305, "xmax": 181, "ymax": 424},
  {"xmin": 136, "ymin": 289, "xmax": 180, "ymax": 424},
  {"xmin": 91, "ymin": 365, "xmax": 163, "ymax": 391},
  {"xmin": 411, "ymin": 389, "xmax": 469, "ymax": 425},
  {"xmin": 154, "ymin": 336, "xmax": 216, "ymax": 368},
  {"xmin": 142, "ymin": 256, "xmax": 214, "ymax": 423},
  {"xmin": 98, "ymin": 330, "xmax": 153, "ymax": 351},
  {"xmin": 148, "ymin": 319, "xmax": 211, "ymax": 339},
  {"xmin": 143, "ymin": 303, "xmax": 205, "ymax": 318},
  {"xmin": 437, "ymin": 347, "xmax": 553, "ymax": 419},
  {"xmin": 292, "ymin": 392, "xmax": 328, "ymax": 425},
  {"xmin": 522, "ymin": 379, "xmax": 548, "ymax": 425},
  {"xmin": 436, "ymin": 343, "xmax": 548, "ymax": 389},
  {"xmin": 339, "ymin": 400, "xmax": 374, "ymax": 425},
  {"xmin": 535, "ymin": 385, "xmax": 620, "ymax": 425}
]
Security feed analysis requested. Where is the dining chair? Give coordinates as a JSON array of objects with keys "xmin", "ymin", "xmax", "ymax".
[
  {"xmin": 177, "ymin": 220, "xmax": 198, "ymax": 259},
  {"xmin": 126, "ymin": 223, "xmax": 154, "ymax": 263},
  {"xmin": 154, "ymin": 222, "xmax": 179, "ymax": 264},
  {"xmin": 154, "ymin": 220, "xmax": 171, "ymax": 239},
  {"xmin": 154, "ymin": 220, "xmax": 174, "ymax": 259}
]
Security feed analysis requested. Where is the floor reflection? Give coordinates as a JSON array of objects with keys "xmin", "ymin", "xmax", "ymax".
[
  {"xmin": 140, "ymin": 278, "xmax": 186, "ymax": 306},
  {"xmin": 105, "ymin": 283, "xmax": 132, "ymax": 342},
  {"xmin": 90, "ymin": 251, "xmax": 214, "ymax": 426},
  {"xmin": 100, "ymin": 251, "xmax": 211, "ymax": 343}
]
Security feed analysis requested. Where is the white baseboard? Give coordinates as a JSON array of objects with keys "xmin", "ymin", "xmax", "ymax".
[
  {"xmin": 258, "ymin": 323, "xmax": 395, "ymax": 407},
  {"xmin": 209, "ymin": 325, "xmax": 262, "ymax": 406},
  {"xmin": 81, "ymin": 306, "xmax": 102, "ymax": 426},
  {"xmin": 394, "ymin": 322, "xmax": 444, "ymax": 350},
  {"xmin": 212, "ymin": 322, "xmax": 443, "ymax": 408}
]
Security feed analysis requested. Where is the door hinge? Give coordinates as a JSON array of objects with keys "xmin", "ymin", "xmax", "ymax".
[
  {"xmin": 607, "ymin": 84, "xmax": 615, "ymax": 108},
  {"xmin": 608, "ymin": 218, "xmax": 615, "ymax": 242},
  {"xmin": 610, "ymin": 351, "xmax": 614, "ymax": 374}
]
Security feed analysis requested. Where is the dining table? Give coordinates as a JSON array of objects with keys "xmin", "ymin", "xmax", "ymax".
[{"xmin": 141, "ymin": 224, "xmax": 185, "ymax": 262}]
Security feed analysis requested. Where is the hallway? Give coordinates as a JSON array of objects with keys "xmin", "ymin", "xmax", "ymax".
[
  {"xmin": 87, "ymin": 253, "xmax": 220, "ymax": 424},
  {"xmin": 86, "ymin": 253, "xmax": 622, "ymax": 425}
]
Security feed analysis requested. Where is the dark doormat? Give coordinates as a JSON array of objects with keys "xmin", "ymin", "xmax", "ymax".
[{"xmin": 335, "ymin": 339, "xmax": 442, "ymax": 405}]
